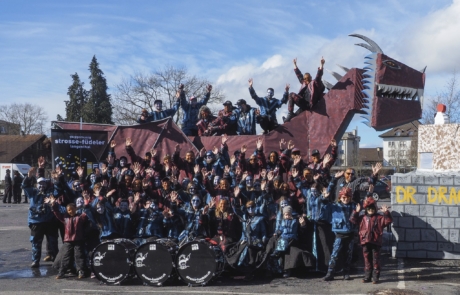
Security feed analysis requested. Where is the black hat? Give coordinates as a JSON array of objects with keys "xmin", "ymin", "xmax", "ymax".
[
  {"xmin": 311, "ymin": 149, "xmax": 320, "ymax": 156},
  {"xmin": 223, "ymin": 100, "xmax": 233, "ymax": 106},
  {"xmin": 236, "ymin": 99, "xmax": 246, "ymax": 106},
  {"xmin": 154, "ymin": 99, "xmax": 163, "ymax": 104},
  {"xmin": 6, "ymin": 169, "xmax": 10, "ymax": 173}
]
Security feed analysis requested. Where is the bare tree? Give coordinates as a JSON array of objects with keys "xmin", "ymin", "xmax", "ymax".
[
  {"xmin": 0, "ymin": 103, "xmax": 48, "ymax": 134},
  {"xmin": 112, "ymin": 66, "xmax": 225, "ymax": 125},
  {"xmin": 422, "ymin": 71, "xmax": 460, "ymax": 124}
]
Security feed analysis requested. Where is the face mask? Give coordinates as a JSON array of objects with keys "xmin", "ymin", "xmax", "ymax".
[
  {"xmin": 267, "ymin": 89, "xmax": 274, "ymax": 99},
  {"xmin": 37, "ymin": 182, "xmax": 46, "ymax": 192},
  {"xmin": 119, "ymin": 202, "xmax": 129, "ymax": 212},
  {"xmin": 150, "ymin": 202, "xmax": 158, "ymax": 210},
  {"xmin": 73, "ymin": 182, "xmax": 82, "ymax": 192},
  {"xmin": 97, "ymin": 206, "xmax": 105, "ymax": 214},
  {"xmin": 191, "ymin": 198, "xmax": 201, "ymax": 207},
  {"xmin": 311, "ymin": 188, "xmax": 320, "ymax": 197},
  {"xmin": 246, "ymin": 177, "xmax": 253, "ymax": 187},
  {"xmin": 76, "ymin": 197, "xmax": 84, "ymax": 208},
  {"xmin": 155, "ymin": 102, "xmax": 162, "ymax": 111}
]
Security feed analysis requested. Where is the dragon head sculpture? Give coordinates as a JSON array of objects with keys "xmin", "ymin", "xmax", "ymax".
[{"xmin": 350, "ymin": 34, "xmax": 424, "ymax": 131}]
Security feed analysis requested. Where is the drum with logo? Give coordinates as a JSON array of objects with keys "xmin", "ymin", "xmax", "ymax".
[
  {"xmin": 175, "ymin": 240, "xmax": 225, "ymax": 286},
  {"xmin": 91, "ymin": 239, "xmax": 137, "ymax": 285},
  {"xmin": 133, "ymin": 238, "xmax": 178, "ymax": 286}
]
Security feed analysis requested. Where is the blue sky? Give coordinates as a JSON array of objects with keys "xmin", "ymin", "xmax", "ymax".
[{"xmin": 1, "ymin": 0, "xmax": 459, "ymax": 147}]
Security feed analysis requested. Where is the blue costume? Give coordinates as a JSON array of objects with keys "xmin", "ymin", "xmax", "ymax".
[
  {"xmin": 23, "ymin": 177, "xmax": 59, "ymax": 266},
  {"xmin": 179, "ymin": 89, "xmax": 210, "ymax": 136}
]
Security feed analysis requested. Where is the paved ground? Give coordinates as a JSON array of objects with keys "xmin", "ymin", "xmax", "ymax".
[{"xmin": 1, "ymin": 199, "xmax": 460, "ymax": 295}]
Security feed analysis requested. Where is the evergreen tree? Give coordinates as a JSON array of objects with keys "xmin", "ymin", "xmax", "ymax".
[
  {"xmin": 83, "ymin": 56, "xmax": 113, "ymax": 124},
  {"xmin": 64, "ymin": 73, "xmax": 88, "ymax": 122}
]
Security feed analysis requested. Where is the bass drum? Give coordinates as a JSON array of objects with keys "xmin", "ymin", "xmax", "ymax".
[
  {"xmin": 175, "ymin": 240, "xmax": 225, "ymax": 286},
  {"xmin": 91, "ymin": 239, "xmax": 137, "ymax": 285},
  {"xmin": 134, "ymin": 239, "xmax": 178, "ymax": 286}
]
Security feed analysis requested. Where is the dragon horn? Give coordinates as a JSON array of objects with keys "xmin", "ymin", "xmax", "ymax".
[
  {"xmin": 349, "ymin": 34, "xmax": 383, "ymax": 54},
  {"xmin": 420, "ymin": 66, "xmax": 427, "ymax": 73},
  {"xmin": 322, "ymin": 79, "xmax": 334, "ymax": 90},
  {"xmin": 326, "ymin": 69, "xmax": 343, "ymax": 81},
  {"xmin": 336, "ymin": 64, "xmax": 350, "ymax": 73}
]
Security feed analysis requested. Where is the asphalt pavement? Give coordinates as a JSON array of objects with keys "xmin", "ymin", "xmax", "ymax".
[{"xmin": 1, "ymin": 199, "xmax": 460, "ymax": 295}]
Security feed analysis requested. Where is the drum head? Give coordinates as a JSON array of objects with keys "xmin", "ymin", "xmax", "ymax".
[
  {"xmin": 91, "ymin": 240, "xmax": 135, "ymax": 284},
  {"xmin": 176, "ymin": 241, "xmax": 217, "ymax": 285},
  {"xmin": 134, "ymin": 241, "xmax": 174, "ymax": 285}
]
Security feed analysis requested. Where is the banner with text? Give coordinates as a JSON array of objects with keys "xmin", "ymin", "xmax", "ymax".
[{"xmin": 51, "ymin": 129, "xmax": 108, "ymax": 177}]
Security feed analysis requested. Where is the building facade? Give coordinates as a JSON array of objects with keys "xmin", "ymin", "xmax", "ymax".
[{"xmin": 379, "ymin": 121, "xmax": 419, "ymax": 170}]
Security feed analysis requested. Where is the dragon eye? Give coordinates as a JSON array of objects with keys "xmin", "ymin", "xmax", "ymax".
[{"xmin": 383, "ymin": 60, "xmax": 401, "ymax": 70}]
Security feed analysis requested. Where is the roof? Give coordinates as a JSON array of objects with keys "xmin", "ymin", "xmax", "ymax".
[
  {"xmin": 0, "ymin": 135, "xmax": 46, "ymax": 162},
  {"xmin": 359, "ymin": 147, "xmax": 384, "ymax": 163},
  {"xmin": 379, "ymin": 120, "xmax": 420, "ymax": 138}
]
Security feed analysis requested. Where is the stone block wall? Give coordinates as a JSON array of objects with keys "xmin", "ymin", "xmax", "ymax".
[{"xmin": 391, "ymin": 172, "xmax": 460, "ymax": 259}]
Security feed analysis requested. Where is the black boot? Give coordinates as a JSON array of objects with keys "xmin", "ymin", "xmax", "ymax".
[
  {"xmin": 323, "ymin": 270, "xmax": 334, "ymax": 281},
  {"xmin": 372, "ymin": 270, "xmax": 379, "ymax": 284},
  {"xmin": 362, "ymin": 270, "xmax": 371, "ymax": 283}
]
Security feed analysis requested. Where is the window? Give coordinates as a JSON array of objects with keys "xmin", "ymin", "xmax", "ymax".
[
  {"xmin": 389, "ymin": 150, "xmax": 395, "ymax": 156},
  {"xmin": 388, "ymin": 141, "xmax": 395, "ymax": 147}
]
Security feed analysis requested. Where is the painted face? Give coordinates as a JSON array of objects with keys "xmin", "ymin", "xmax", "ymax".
[
  {"xmin": 76, "ymin": 197, "xmax": 84, "ymax": 209},
  {"xmin": 206, "ymin": 152, "xmax": 214, "ymax": 164},
  {"xmin": 150, "ymin": 202, "xmax": 158, "ymax": 211},
  {"xmin": 280, "ymin": 200, "xmax": 289, "ymax": 209},
  {"xmin": 247, "ymin": 206, "xmax": 256, "ymax": 216},
  {"xmin": 191, "ymin": 197, "xmax": 201, "ymax": 208},
  {"xmin": 246, "ymin": 176, "xmax": 253, "ymax": 187},
  {"xmin": 366, "ymin": 207, "xmax": 376, "ymax": 215},
  {"xmin": 37, "ymin": 181, "xmax": 47, "ymax": 192},
  {"xmin": 185, "ymin": 152, "xmax": 194, "ymax": 163},
  {"xmin": 154, "ymin": 177, "xmax": 161, "ymax": 188},
  {"xmin": 213, "ymin": 176, "xmax": 221, "ymax": 186},
  {"xmin": 120, "ymin": 159, "xmax": 126, "ymax": 167},
  {"xmin": 189, "ymin": 185, "xmax": 196, "ymax": 194},
  {"xmin": 96, "ymin": 206, "xmax": 105, "ymax": 214},
  {"xmin": 67, "ymin": 205, "xmax": 77, "ymax": 217},
  {"xmin": 154, "ymin": 101, "xmax": 162, "ymax": 111},
  {"xmin": 267, "ymin": 89, "xmax": 274, "ymax": 99},
  {"xmin": 90, "ymin": 174, "xmax": 96, "ymax": 184},
  {"xmin": 119, "ymin": 201, "xmax": 129, "ymax": 212},
  {"xmin": 311, "ymin": 188, "xmax": 320, "ymax": 197},
  {"xmin": 72, "ymin": 180, "xmax": 81, "ymax": 192}
]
